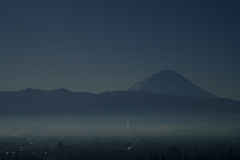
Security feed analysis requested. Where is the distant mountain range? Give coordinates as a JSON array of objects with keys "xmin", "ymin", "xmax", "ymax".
[
  {"xmin": 125, "ymin": 70, "xmax": 218, "ymax": 99},
  {"xmin": 0, "ymin": 70, "xmax": 239, "ymax": 117}
]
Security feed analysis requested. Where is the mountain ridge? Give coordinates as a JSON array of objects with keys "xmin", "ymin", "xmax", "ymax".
[
  {"xmin": 0, "ymin": 89, "xmax": 239, "ymax": 117},
  {"xmin": 1, "ymin": 70, "xmax": 239, "ymax": 117}
]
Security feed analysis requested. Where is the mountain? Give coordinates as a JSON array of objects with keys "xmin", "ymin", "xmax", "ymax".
[
  {"xmin": 124, "ymin": 70, "xmax": 218, "ymax": 99},
  {"xmin": 0, "ymin": 87, "xmax": 96, "ymax": 102},
  {"xmin": 1, "ymin": 73, "xmax": 239, "ymax": 117},
  {"xmin": 0, "ymin": 88, "xmax": 239, "ymax": 117},
  {"xmin": 1, "ymin": 91, "xmax": 239, "ymax": 117}
]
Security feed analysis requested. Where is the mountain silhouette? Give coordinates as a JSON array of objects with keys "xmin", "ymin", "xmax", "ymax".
[
  {"xmin": 1, "ymin": 71, "xmax": 240, "ymax": 117},
  {"xmin": 0, "ymin": 88, "xmax": 239, "ymax": 117},
  {"xmin": 0, "ymin": 87, "xmax": 96, "ymax": 102},
  {"xmin": 124, "ymin": 70, "xmax": 218, "ymax": 99}
]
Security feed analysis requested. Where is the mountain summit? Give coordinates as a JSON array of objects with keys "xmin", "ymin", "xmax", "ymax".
[{"xmin": 125, "ymin": 70, "xmax": 218, "ymax": 99}]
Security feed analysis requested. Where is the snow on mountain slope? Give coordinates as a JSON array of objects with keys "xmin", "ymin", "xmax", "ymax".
[{"xmin": 125, "ymin": 70, "xmax": 218, "ymax": 99}]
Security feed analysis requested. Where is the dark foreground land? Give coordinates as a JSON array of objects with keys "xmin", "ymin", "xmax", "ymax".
[{"xmin": 0, "ymin": 136, "xmax": 240, "ymax": 160}]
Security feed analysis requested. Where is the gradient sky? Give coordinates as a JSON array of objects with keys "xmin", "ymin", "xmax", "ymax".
[{"xmin": 1, "ymin": 0, "xmax": 240, "ymax": 100}]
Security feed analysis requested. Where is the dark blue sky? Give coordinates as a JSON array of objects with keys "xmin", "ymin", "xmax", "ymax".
[{"xmin": 1, "ymin": 0, "xmax": 240, "ymax": 100}]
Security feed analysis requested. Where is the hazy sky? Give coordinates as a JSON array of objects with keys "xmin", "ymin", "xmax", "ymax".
[{"xmin": 1, "ymin": 0, "xmax": 240, "ymax": 100}]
